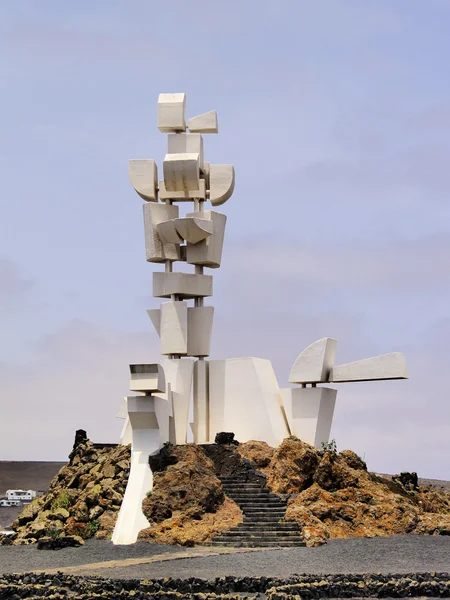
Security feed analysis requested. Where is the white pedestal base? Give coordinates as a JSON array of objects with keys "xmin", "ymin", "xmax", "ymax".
[{"xmin": 281, "ymin": 387, "xmax": 337, "ymax": 448}]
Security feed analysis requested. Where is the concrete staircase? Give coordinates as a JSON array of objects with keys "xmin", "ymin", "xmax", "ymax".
[{"xmin": 209, "ymin": 476, "xmax": 305, "ymax": 548}]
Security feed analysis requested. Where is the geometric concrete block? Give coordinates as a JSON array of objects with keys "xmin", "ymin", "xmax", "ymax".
[
  {"xmin": 143, "ymin": 202, "xmax": 180, "ymax": 263},
  {"xmin": 157, "ymin": 93, "xmax": 186, "ymax": 133},
  {"xmin": 186, "ymin": 210, "xmax": 227, "ymax": 268},
  {"xmin": 203, "ymin": 161, "xmax": 210, "ymax": 189},
  {"xmin": 188, "ymin": 111, "xmax": 218, "ymax": 134},
  {"xmin": 126, "ymin": 395, "xmax": 159, "ymax": 428},
  {"xmin": 289, "ymin": 338, "xmax": 338, "ymax": 384},
  {"xmin": 281, "ymin": 387, "xmax": 337, "ymax": 448},
  {"xmin": 163, "ymin": 153, "xmax": 200, "ymax": 193},
  {"xmin": 208, "ymin": 357, "xmax": 290, "ymax": 447},
  {"xmin": 168, "ymin": 133, "xmax": 204, "ymax": 169},
  {"xmin": 160, "ymin": 301, "xmax": 188, "ymax": 355},
  {"xmin": 209, "ymin": 164, "xmax": 235, "ymax": 206},
  {"xmin": 153, "ymin": 272, "xmax": 213, "ymax": 299},
  {"xmin": 116, "ymin": 397, "xmax": 128, "ymax": 419},
  {"xmin": 129, "ymin": 364, "xmax": 166, "ymax": 393},
  {"xmin": 174, "ymin": 216, "xmax": 213, "ymax": 244},
  {"xmin": 162, "ymin": 358, "xmax": 195, "ymax": 445},
  {"xmin": 156, "ymin": 219, "xmax": 184, "ymax": 244},
  {"xmin": 117, "ymin": 398, "xmax": 133, "ymax": 446},
  {"xmin": 119, "ymin": 416, "xmax": 132, "ymax": 446},
  {"xmin": 329, "ymin": 352, "xmax": 408, "ymax": 383},
  {"xmin": 158, "ymin": 178, "xmax": 206, "ymax": 202},
  {"xmin": 128, "ymin": 159, "xmax": 158, "ymax": 202},
  {"xmin": 146, "ymin": 308, "xmax": 161, "ymax": 336},
  {"xmin": 152, "ymin": 387, "xmax": 172, "ymax": 445},
  {"xmin": 187, "ymin": 306, "xmax": 214, "ymax": 356},
  {"xmin": 193, "ymin": 359, "xmax": 209, "ymax": 443}
]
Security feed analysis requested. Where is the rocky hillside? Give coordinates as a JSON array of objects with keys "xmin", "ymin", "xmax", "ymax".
[
  {"xmin": 238, "ymin": 437, "xmax": 450, "ymax": 546},
  {"xmin": 8, "ymin": 434, "xmax": 130, "ymax": 546},
  {"xmin": 3, "ymin": 433, "xmax": 450, "ymax": 549}
]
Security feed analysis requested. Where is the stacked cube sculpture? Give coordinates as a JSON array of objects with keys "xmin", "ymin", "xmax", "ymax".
[{"xmin": 112, "ymin": 94, "xmax": 408, "ymax": 544}]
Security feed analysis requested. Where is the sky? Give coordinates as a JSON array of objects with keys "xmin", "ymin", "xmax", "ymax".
[{"xmin": 1, "ymin": 0, "xmax": 450, "ymax": 478}]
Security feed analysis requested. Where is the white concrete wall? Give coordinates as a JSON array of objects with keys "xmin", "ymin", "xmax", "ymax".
[{"xmin": 208, "ymin": 357, "xmax": 290, "ymax": 446}]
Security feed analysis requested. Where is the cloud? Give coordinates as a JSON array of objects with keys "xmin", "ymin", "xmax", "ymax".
[
  {"xmin": 0, "ymin": 320, "xmax": 159, "ymax": 461},
  {"xmin": 223, "ymin": 233, "xmax": 450, "ymax": 294},
  {"xmin": 0, "ymin": 232, "xmax": 449, "ymax": 479}
]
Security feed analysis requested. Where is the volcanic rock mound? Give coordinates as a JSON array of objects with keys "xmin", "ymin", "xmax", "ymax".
[
  {"xmin": 8, "ymin": 439, "xmax": 130, "ymax": 545},
  {"xmin": 240, "ymin": 436, "xmax": 450, "ymax": 547},
  {"xmin": 140, "ymin": 443, "xmax": 242, "ymax": 545}
]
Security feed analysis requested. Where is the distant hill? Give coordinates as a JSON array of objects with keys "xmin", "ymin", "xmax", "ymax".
[{"xmin": 0, "ymin": 461, "xmax": 66, "ymax": 497}]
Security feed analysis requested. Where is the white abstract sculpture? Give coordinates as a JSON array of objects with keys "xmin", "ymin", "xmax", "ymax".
[
  {"xmin": 114, "ymin": 93, "xmax": 408, "ymax": 544},
  {"xmin": 281, "ymin": 338, "xmax": 408, "ymax": 447}
]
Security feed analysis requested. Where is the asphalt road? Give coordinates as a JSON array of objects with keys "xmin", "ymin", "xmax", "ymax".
[{"xmin": 0, "ymin": 535, "xmax": 449, "ymax": 580}]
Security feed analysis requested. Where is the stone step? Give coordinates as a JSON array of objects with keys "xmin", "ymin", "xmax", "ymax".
[
  {"xmin": 213, "ymin": 537, "xmax": 305, "ymax": 544},
  {"xmin": 233, "ymin": 502, "xmax": 285, "ymax": 508},
  {"xmin": 222, "ymin": 486, "xmax": 264, "ymax": 491},
  {"xmin": 226, "ymin": 496, "xmax": 280, "ymax": 502},
  {"xmin": 213, "ymin": 539, "xmax": 305, "ymax": 546},
  {"xmin": 230, "ymin": 530, "xmax": 301, "ymax": 537},
  {"xmin": 237, "ymin": 507, "xmax": 287, "ymax": 512},
  {"xmin": 239, "ymin": 508, "xmax": 287, "ymax": 512},
  {"xmin": 225, "ymin": 488, "xmax": 277, "ymax": 492},
  {"xmin": 233, "ymin": 496, "xmax": 287, "ymax": 508},
  {"xmin": 230, "ymin": 523, "xmax": 299, "ymax": 529},
  {"xmin": 208, "ymin": 541, "xmax": 306, "ymax": 547},
  {"xmin": 226, "ymin": 491, "xmax": 271, "ymax": 497},
  {"xmin": 231, "ymin": 523, "xmax": 299, "ymax": 531},
  {"xmin": 217, "ymin": 531, "xmax": 302, "ymax": 538},
  {"xmin": 227, "ymin": 488, "xmax": 282, "ymax": 500},
  {"xmin": 226, "ymin": 494, "xmax": 280, "ymax": 501},
  {"xmin": 239, "ymin": 505, "xmax": 286, "ymax": 517},
  {"xmin": 229, "ymin": 531, "xmax": 303, "ymax": 542},
  {"xmin": 224, "ymin": 489, "xmax": 286, "ymax": 502},
  {"xmin": 226, "ymin": 493, "xmax": 278, "ymax": 499},
  {"xmin": 220, "ymin": 477, "xmax": 259, "ymax": 482},
  {"xmin": 244, "ymin": 514, "xmax": 282, "ymax": 525},
  {"xmin": 241, "ymin": 503, "xmax": 284, "ymax": 508},
  {"xmin": 221, "ymin": 481, "xmax": 264, "ymax": 486},
  {"xmin": 243, "ymin": 512, "xmax": 286, "ymax": 516},
  {"xmin": 241, "ymin": 505, "xmax": 285, "ymax": 509},
  {"xmin": 221, "ymin": 480, "xmax": 263, "ymax": 484}
]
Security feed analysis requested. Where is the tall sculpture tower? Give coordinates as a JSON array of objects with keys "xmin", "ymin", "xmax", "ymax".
[
  {"xmin": 112, "ymin": 94, "xmax": 235, "ymax": 544},
  {"xmin": 131, "ymin": 93, "xmax": 234, "ymax": 446}
]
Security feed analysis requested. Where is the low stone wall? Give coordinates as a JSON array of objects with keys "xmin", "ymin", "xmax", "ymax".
[
  {"xmin": 0, "ymin": 572, "xmax": 449, "ymax": 598},
  {"xmin": 267, "ymin": 573, "xmax": 450, "ymax": 598}
]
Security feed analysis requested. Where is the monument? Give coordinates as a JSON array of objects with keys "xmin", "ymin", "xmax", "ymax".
[{"xmin": 112, "ymin": 94, "xmax": 408, "ymax": 544}]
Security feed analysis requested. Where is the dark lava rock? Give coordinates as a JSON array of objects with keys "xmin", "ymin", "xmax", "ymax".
[
  {"xmin": 37, "ymin": 534, "xmax": 84, "ymax": 550},
  {"xmin": 215, "ymin": 432, "xmax": 238, "ymax": 445},
  {"xmin": 71, "ymin": 429, "xmax": 88, "ymax": 453},
  {"xmin": 149, "ymin": 443, "xmax": 179, "ymax": 473},
  {"xmin": 201, "ymin": 443, "xmax": 252, "ymax": 478},
  {"xmin": 393, "ymin": 471, "xmax": 419, "ymax": 490}
]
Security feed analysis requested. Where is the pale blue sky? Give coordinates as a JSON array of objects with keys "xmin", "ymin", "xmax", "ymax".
[{"xmin": 1, "ymin": 1, "xmax": 450, "ymax": 477}]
